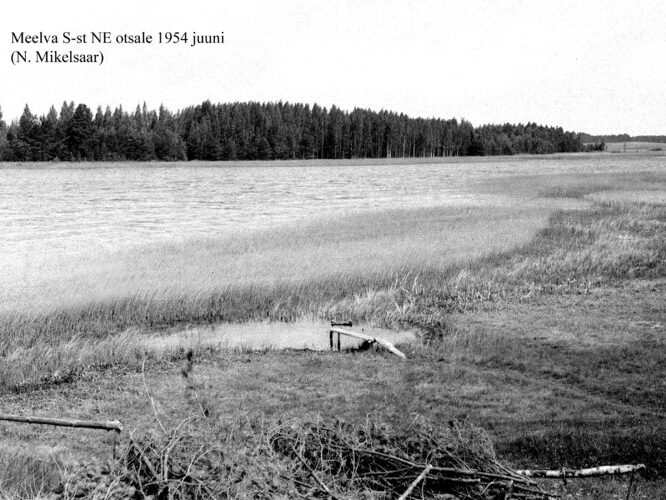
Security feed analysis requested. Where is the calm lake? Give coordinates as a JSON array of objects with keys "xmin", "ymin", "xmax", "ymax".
[{"xmin": 1, "ymin": 160, "xmax": 483, "ymax": 262}]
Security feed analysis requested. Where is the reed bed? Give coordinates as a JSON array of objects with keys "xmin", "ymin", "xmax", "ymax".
[{"xmin": 0, "ymin": 198, "xmax": 664, "ymax": 391}]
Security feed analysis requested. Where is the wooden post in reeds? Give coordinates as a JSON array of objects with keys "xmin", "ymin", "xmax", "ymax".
[{"xmin": 331, "ymin": 321, "xmax": 352, "ymax": 351}]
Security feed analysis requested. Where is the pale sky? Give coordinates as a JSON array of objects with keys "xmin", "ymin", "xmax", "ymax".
[{"xmin": 2, "ymin": 0, "xmax": 665, "ymax": 135}]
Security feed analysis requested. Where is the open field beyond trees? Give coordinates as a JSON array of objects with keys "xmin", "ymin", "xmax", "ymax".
[{"xmin": 0, "ymin": 154, "xmax": 664, "ymax": 499}]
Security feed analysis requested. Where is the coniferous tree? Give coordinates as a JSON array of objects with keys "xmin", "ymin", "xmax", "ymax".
[
  {"xmin": 12, "ymin": 104, "xmax": 39, "ymax": 160},
  {"xmin": 41, "ymin": 106, "xmax": 60, "ymax": 160},
  {"xmin": 0, "ymin": 107, "xmax": 9, "ymax": 160},
  {"xmin": 67, "ymin": 104, "xmax": 94, "ymax": 160}
]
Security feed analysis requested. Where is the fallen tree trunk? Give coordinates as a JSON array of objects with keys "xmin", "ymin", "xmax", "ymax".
[
  {"xmin": 0, "ymin": 414, "xmax": 122, "ymax": 433},
  {"xmin": 516, "ymin": 464, "xmax": 645, "ymax": 478}
]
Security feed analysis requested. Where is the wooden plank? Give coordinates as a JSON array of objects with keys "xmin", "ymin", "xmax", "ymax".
[
  {"xmin": 329, "ymin": 328, "xmax": 407, "ymax": 359},
  {"xmin": 516, "ymin": 464, "xmax": 645, "ymax": 478},
  {"xmin": 329, "ymin": 327, "xmax": 375, "ymax": 342},
  {"xmin": 0, "ymin": 414, "xmax": 122, "ymax": 433}
]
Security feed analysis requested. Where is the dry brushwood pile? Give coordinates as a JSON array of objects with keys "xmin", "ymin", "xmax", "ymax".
[
  {"xmin": 270, "ymin": 418, "xmax": 556, "ymax": 499},
  {"xmin": 50, "ymin": 417, "xmax": 556, "ymax": 499},
  {"xmin": 53, "ymin": 419, "xmax": 226, "ymax": 499}
]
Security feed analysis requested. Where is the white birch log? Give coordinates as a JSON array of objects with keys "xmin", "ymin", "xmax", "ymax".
[
  {"xmin": 516, "ymin": 464, "xmax": 645, "ymax": 478},
  {"xmin": 397, "ymin": 464, "xmax": 433, "ymax": 500}
]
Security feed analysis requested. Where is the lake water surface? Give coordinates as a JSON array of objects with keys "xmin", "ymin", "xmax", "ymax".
[{"xmin": 1, "ymin": 155, "xmax": 661, "ymax": 267}]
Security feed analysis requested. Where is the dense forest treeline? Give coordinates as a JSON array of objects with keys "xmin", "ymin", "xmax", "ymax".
[
  {"xmin": 580, "ymin": 133, "xmax": 666, "ymax": 144},
  {"xmin": 0, "ymin": 101, "xmax": 586, "ymax": 161}
]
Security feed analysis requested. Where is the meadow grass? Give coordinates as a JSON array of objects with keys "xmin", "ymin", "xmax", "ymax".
[
  {"xmin": 0, "ymin": 444, "xmax": 63, "ymax": 499},
  {"xmin": 0, "ymin": 163, "xmax": 665, "ymax": 497}
]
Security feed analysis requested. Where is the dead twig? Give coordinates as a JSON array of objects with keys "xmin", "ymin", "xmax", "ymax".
[
  {"xmin": 129, "ymin": 438, "xmax": 160, "ymax": 482},
  {"xmin": 290, "ymin": 444, "xmax": 339, "ymax": 500},
  {"xmin": 141, "ymin": 357, "xmax": 167, "ymax": 436}
]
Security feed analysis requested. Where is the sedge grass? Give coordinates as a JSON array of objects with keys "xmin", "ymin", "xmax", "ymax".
[
  {"xmin": 0, "ymin": 444, "xmax": 64, "ymax": 499},
  {"xmin": 1, "ymin": 198, "xmax": 663, "ymax": 391},
  {"xmin": 0, "ymin": 166, "xmax": 664, "ymax": 390},
  {"xmin": 0, "ymin": 203, "xmax": 554, "ymax": 348}
]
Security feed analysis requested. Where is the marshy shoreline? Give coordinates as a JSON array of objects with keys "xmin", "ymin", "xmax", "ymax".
[{"xmin": 0, "ymin": 156, "xmax": 664, "ymax": 498}]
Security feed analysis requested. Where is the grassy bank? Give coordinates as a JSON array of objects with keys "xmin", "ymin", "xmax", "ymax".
[
  {"xmin": 2, "ymin": 194, "xmax": 663, "ymax": 391},
  {"xmin": 0, "ymin": 200, "xmax": 560, "ymax": 389},
  {"xmin": 0, "ymin": 166, "xmax": 664, "ymax": 497}
]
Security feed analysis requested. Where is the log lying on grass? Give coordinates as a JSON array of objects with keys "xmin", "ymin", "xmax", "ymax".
[
  {"xmin": 516, "ymin": 464, "xmax": 646, "ymax": 478},
  {"xmin": 0, "ymin": 414, "xmax": 122, "ymax": 433},
  {"xmin": 329, "ymin": 327, "xmax": 407, "ymax": 359}
]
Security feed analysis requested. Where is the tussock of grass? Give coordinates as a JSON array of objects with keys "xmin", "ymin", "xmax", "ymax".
[
  {"xmin": 0, "ymin": 331, "xmax": 147, "ymax": 391},
  {"xmin": 0, "ymin": 444, "xmax": 63, "ymax": 499}
]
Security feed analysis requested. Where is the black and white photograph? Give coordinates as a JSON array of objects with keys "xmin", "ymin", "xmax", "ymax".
[{"xmin": 1, "ymin": 1, "xmax": 665, "ymax": 498}]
